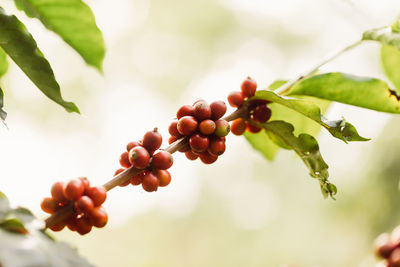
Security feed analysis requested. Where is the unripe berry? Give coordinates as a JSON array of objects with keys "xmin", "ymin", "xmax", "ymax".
[
  {"xmin": 241, "ymin": 77, "xmax": 257, "ymax": 97},
  {"xmin": 51, "ymin": 181, "xmax": 68, "ymax": 204},
  {"xmin": 78, "ymin": 177, "xmax": 90, "ymax": 191},
  {"xmin": 208, "ymin": 137, "xmax": 226, "ymax": 156},
  {"xmin": 246, "ymin": 123, "xmax": 262, "ymax": 133},
  {"xmin": 129, "ymin": 146, "xmax": 150, "ymax": 169},
  {"xmin": 89, "ymin": 207, "xmax": 108, "ymax": 228},
  {"xmin": 189, "ymin": 133, "xmax": 210, "ymax": 153},
  {"xmin": 76, "ymin": 216, "xmax": 92, "ymax": 235},
  {"xmin": 119, "ymin": 151, "xmax": 132, "ymax": 168},
  {"xmin": 75, "ymin": 196, "xmax": 94, "ymax": 214},
  {"xmin": 199, "ymin": 119, "xmax": 216, "ymax": 135},
  {"xmin": 177, "ymin": 105, "xmax": 194, "ymax": 119},
  {"xmin": 152, "ymin": 151, "xmax": 174, "ymax": 170},
  {"xmin": 41, "ymin": 197, "xmax": 59, "ymax": 214},
  {"xmin": 142, "ymin": 172, "xmax": 159, "ymax": 192},
  {"xmin": 252, "ymin": 104, "xmax": 271, "ymax": 123},
  {"xmin": 154, "ymin": 169, "xmax": 171, "ymax": 187},
  {"xmin": 64, "ymin": 179, "xmax": 85, "ymax": 201},
  {"xmin": 210, "ymin": 101, "xmax": 227, "ymax": 120},
  {"xmin": 231, "ymin": 118, "xmax": 246, "ymax": 136},
  {"xmin": 168, "ymin": 121, "xmax": 182, "ymax": 138},
  {"xmin": 193, "ymin": 100, "xmax": 212, "ymax": 121},
  {"xmin": 126, "ymin": 141, "xmax": 140, "ymax": 152},
  {"xmin": 185, "ymin": 150, "xmax": 199, "ymax": 160},
  {"xmin": 177, "ymin": 116, "xmax": 198, "ymax": 136},
  {"xmin": 227, "ymin": 91, "xmax": 244, "ymax": 107},
  {"xmin": 214, "ymin": 119, "xmax": 230, "ymax": 137},
  {"xmin": 199, "ymin": 151, "xmax": 218, "ymax": 164},
  {"xmin": 143, "ymin": 128, "xmax": 163, "ymax": 151},
  {"xmin": 86, "ymin": 186, "xmax": 107, "ymax": 207}
]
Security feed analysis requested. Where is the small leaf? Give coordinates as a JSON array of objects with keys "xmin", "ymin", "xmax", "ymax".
[
  {"xmin": 288, "ymin": 72, "xmax": 400, "ymax": 114},
  {"xmin": 0, "ymin": 87, "xmax": 6, "ymax": 121},
  {"xmin": 362, "ymin": 26, "xmax": 400, "ymax": 50},
  {"xmin": 14, "ymin": 0, "xmax": 105, "ymax": 70},
  {"xmin": 262, "ymin": 120, "xmax": 336, "ymax": 199},
  {"xmin": 0, "ymin": 218, "xmax": 28, "ymax": 234},
  {"xmin": 0, "ymin": 7, "xmax": 79, "ymax": 113},
  {"xmin": 244, "ymin": 130, "xmax": 280, "ymax": 160},
  {"xmin": 11, "ymin": 207, "xmax": 35, "ymax": 224},
  {"xmin": 268, "ymin": 80, "xmax": 287, "ymax": 91},
  {"xmin": 0, "ymin": 47, "xmax": 8, "ymax": 78},
  {"xmin": 381, "ymin": 44, "xmax": 400, "ymax": 93},
  {"xmin": 251, "ymin": 89, "xmax": 368, "ymax": 143}
]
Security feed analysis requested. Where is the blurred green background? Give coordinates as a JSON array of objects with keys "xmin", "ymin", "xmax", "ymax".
[{"xmin": 1, "ymin": 0, "xmax": 400, "ymax": 266}]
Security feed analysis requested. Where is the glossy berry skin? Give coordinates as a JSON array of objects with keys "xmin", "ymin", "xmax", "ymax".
[
  {"xmin": 75, "ymin": 196, "xmax": 94, "ymax": 214},
  {"xmin": 143, "ymin": 129, "xmax": 163, "ymax": 151},
  {"xmin": 51, "ymin": 182, "xmax": 68, "ymax": 204},
  {"xmin": 214, "ymin": 119, "xmax": 230, "ymax": 137},
  {"xmin": 199, "ymin": 119, "xmax": 216, "ymax": 135},
  {"xmin": 210, "ymin": 101, "xmax": 227, "ymax": 120},
  {"xmin": 241, "ymin": 77, "xmax": 257, "ymax": 97},
  {"xmin": 76, "ymin": 216, "xmax": 92, "ymax": 235},
  {"xmin": 252, "ymin": 105, "xmax": 271, "ymax": 123},
  {"xmin": 119, "ymin": 151, "xmax": 132, "ymax": 168},
  {"xmin": 177, "ymin": 116, "xmax": 198, "ymax": 136},
  {"xmin": 168, "ymin": 121, "xmax": 182, "ymax": 138},
  {"xmin": 154, "ymin": 169, "xmax": 171, "ymax": 187},
  {"xmin": 231, "ymin": 118, "xmax": 246, "ymax": 136},
  {"xmin": 86, "ymin": 186, "xmax": 107, "ymax": 207},
  {"xmin": 193, "ymin": 100, "xmax": 212, "ymax": 121},
  {"xmin": 41, "ymin": 197, "xmax": 59, "ymax": 214},
  {"xmin": 142, "ymin": 172, "xmax": 159, "ymax": 192},
  {"xmin": 189, "ymin": 133, "xmax": 210, "ymax": 153},
  {"xmin": 208, "ymin": 138, "xmax": 226, "ymax": 156},
  {"xmin": 129, "ymin": 146, "xmax": 150, "ymax": 169},
  {"xmin": 126, "ymin": 141, "xmax": 140, "ymax": 152},
  {"xmin": 246, "ymin": 123, "xmax": 262, "ymax": 133},
  {"xmin": 131, "ymin": 171, "xmax": 146, "ymax": 185},
  {"xmin": 78, "ymin": 177, "xmax": 90, "ymax": 191},
  {"xmin": 177, "ymin": 105, "xmax": 194, "ymax": 119},
  {"xmin": 227, "ymin": 91, "xmax": 244, "ymax": 107},
  {"xmin": 185, "ymin": 150, "xmax": 199, "ymax": 160},
  {"xmin": 64, "ymin": 179, "xmax": 85, "ymax": 201},
  {"xmin": 199, "ymin": 152, "xmax": 218, "ymax": 164},
  {"xmin": 152, "ymin": 151, "xmax": 174, "ymax": 170},
  {"xmin": 89, "ymin": 207, "xmax": 108, "ymax": 228}
]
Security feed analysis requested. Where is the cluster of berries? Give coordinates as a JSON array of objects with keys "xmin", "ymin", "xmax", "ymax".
[
  {"xmin": 168, "ymin": 99, "xmax": 230, "ymax": 164},
  {"xmin": 228, "ymin": 77, "xmax": 272, "ymax": 135},
  {"xmin": 374, "ymin": 225, "xmax": 400, "ymax": 266},
  {"xmin": 116, "ymin": 128, "xmax": 173, "ymax": 192},
  {"xmin": 40, "ymin": 177, "xmax": 107, "ymax": 235}
]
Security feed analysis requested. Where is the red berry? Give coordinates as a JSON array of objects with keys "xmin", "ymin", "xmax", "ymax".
[
  {"xmin": 177, "ymin": 116, "xmax": 198, "ymax": 136},
  {"xmin": 40, "ymin": 197, "xmax": 59, "ymax": 214},
  {"xmin": 199, "ymin": 119, "xmax": 216, "ymax": 135},
  {"xmin": 129, "ymin": 146, "xmax": 150, "ymax": 169},
  {"xmin": 49, "ymin": 221, "xmax": 66, "ymax": 232},
  {"xmin": 51, "ymin": 181, "xmax": 68, "ymax": 204},
  {"xmin": 168, "ymin": 136, "xmax": 178, "ymax": 144},
  {"xmin": 154, "ymin": 169, "xmax": 171, "ymax": 187},
  {"xmin": 185, "ymin": 150, "xmax": 199, "ymax": 160},
  {"xmin": 208, "ymin": 137, "xmax": 226, "ymax": 156},
  {"xmin": 214, "ymin": 119, "xmax": 230, "ymax": 137},
  {"xmin": 131, "ymin": 171, "xmax": 146, "ymax": 185},
  {"xmin": 126, "ymin": 141, "xmax": 140, "ymax": 152},
  {"xmin": 193, "ymin": 100, "xmax": 212, "ymax": 121},
  {"xmin": 64, "ymin": 179, "xmax": 85, "ymax": 201},
  {"xmin": 86, "ymin": 186, "xmax": 107, "ymax": 207},
  {"xmin": 78, "ymin": 177, "xmax": 90, "ymax": 191},
  {"xmin": 248, "ymin": 99, "xmax": 270, "ymax": 112},
  {"xmin": 177, "ymin": 105, "xmax": 194, "ymax": 119},
  {"xmin": 246, "ymin": 123, "xmax": 262, "ymax": 133},
  {"xmin": 89, "ymin": 207, "xmax": 108, "ymax": 228},
  {"xmin": 75, "ymin": 196, "xmax": 94, "ymax": 214},
  {"xmin": 142, "ymin": 172, "xmax": 159, "ymax": 192},
  {"xmin": 178, "ymin": 142, "xmax": 191, "ymax": 153},
  {"xmin": 199, "ymin": 151, "xmax": 218, "ymax": 164},
  {"xmin": 152, "ymin": 151, "xmax": 173, "ymax": 170},
  {"xmin": 189, "ymin": 133, "xmax": 210, "ymax": 153},
  {"xmin": 252, "ymin": 104, "xmax": 271, "ymax": 123},
  {"xmin": 119, "ymin": 151, "xmax": 132, "ymax": 168},
  {"xmin": 231, "ymin": 118, "xmax": 246, "ymax": 136},
  {"xmin": 391, "ymin": 248, "xmax": 400, "ymax": 267},
  {"xmin": 66, "ymin": 216, "xmax": 78, "ymax": 231},
  {"xmin": 76, "ymin": 216, "xmax": 92, "ymax": 235},
  {"xmin": 143, "ymin": 128, "xmax": 163, "ymax": 151},
  {"xmin": 375, "ymin": 233, "xmax": 395, "ymax": 259},
  {"xmin": 241, "ymin": 77, "xmax": 257, "ymax": 97},
  {"xmin": 227, "ymin": 91, "xmax": 244, "ymax": 107},
  {"xmin": 210, "ymin": 101, "xmax": 227, "ymax": 120},
  {"xmin": 168, "ymin": 121, "xmax": 182, "ymax": 138}
]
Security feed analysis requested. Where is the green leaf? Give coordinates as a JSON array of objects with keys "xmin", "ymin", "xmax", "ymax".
[
  {"xmin": 0, "ymin": 7, "xmax": 79, "ymax": 113},
  {"xmin": 14, "ymin": 0, "xmax": 105, "ymax": 70},
  {"xmin": 0, "ymin": 87, "xmax": 6, "ymax": 121},
  {"xmin": 0, "ymin": 191, "xmax": 10, "ymax": 220},
  {"xmin": 0, "ymin": 218, "xmax": 28, "ymax": 234},
  {"xmin": 262, "ymin": 120, "xmax": 336, "ymax": 199},
  {"xmin": 268, "ymin": 80, "xmax": 287, "ymax": 91},
  {"xmin": 251, "ymin": 89, "xmax": 368, "ymax": 143},
  {"xmin": 244, "ymin": 130, "xmax": 280, "ymax": 160},
  {"xmin": 288, "ymin": 72, "xmax": 400, "ymax": 114},
  {"xmin": 0, "ymin": 47, "xmax": 8, "ymax": 78},
  {"xmin": 381, "ymin": 44, "xmax": 400, "ymax": 93},
  {"xmin": 362, "ymin": 26, "xmax": 400, "ymax": 50}
]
